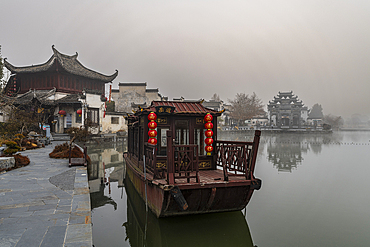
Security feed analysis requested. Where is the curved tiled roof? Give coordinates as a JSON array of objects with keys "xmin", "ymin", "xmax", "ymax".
[
  {"xmin": 4, "ymin": 46, "xmax": 118, "ymax": 82},
  {"xmin": 55, "ymin": 94, "xmax": 81, "ymax": 104},
  {"xmin": 143, "ymin": 101, "xmax": 221, "ymax": 116},
  {"xmin": 12, "ymin": 89, "xmax": 57, "ymax": 106}
]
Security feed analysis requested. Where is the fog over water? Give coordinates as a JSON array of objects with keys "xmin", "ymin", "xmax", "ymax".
[
  {"xmin": 87, "ymin": 131, "xmax": 370, "ymax": 247},
  {"xmin": 2, "ymin": 0, "xmax": 370, "ymax": 117}
]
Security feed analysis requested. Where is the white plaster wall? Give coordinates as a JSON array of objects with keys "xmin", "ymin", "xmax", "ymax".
[
  {"xmin": 101, "ymin": 114, "xmax": 127, "ymax": 133},
  {"xmin": 146, "ymin": 91, "xmax": 161, "ymax": 103},
  {"xmin": 113, "ymin": 85, "xmax": 148, "ymax": 112},
  {"xmin": 86, "ymin": 94, "xmax": 103, "ymax": 108}
]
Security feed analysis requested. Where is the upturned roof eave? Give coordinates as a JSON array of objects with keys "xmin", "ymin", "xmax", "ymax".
[{"xmin": 4, "ymin": 46, "xmax": 118, "ymax": 82}]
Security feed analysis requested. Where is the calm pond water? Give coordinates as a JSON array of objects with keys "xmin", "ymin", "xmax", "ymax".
[{"xmin": 87, "ymin": 131, "xmax": 370, "ymax": 247}]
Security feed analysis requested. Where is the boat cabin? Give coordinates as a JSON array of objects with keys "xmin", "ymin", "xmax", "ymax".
[{"xmin": 126, "ymin": 101, "xmax": 261, "ymax": 185}]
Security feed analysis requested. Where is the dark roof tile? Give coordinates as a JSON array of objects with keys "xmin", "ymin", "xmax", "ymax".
[
  {"xmin": 147, "ymin": 101, "xmax": 220, "ymax": 115},
  {"xmin": 4, "ymin": 46, "xmax": 118, "ymax": 83}
]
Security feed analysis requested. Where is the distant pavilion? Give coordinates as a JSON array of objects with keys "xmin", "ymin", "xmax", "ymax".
[{"xmin": 267, "ymin": 91, "xmax": 308, "ymax": 128}]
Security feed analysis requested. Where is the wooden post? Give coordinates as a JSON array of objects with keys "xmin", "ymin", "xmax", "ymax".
[
  {"xmin": 68, "ymin": 144, "xmax": 72, "ymax": 167},
  {"xmin": 249, "ymin": 130, "xmax": 261, "ymax": 179},
  {"xmin": 167, "ymin": 130, "xmax": 174, "ymax": 184}
]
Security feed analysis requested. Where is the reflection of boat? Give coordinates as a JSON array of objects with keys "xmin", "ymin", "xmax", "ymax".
[
  {"xmin": 124, "ymin": 101, "xmax": 262, "ymax": 217},
  {"xmin": 124, "ymin": 176, "xmax": 256, "ymax": 247}
]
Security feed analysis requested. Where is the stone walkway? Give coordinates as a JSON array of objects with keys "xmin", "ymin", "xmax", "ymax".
[{"xmin": 0, "ymin": 141, "xmax": 92, "ymax": 247}]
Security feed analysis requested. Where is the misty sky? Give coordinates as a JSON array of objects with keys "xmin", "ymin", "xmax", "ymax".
[{"xmin": 1, "ymin": 0, "xmax": 370, "ymax": 118}]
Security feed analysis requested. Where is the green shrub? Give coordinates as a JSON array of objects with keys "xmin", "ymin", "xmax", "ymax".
[{"xmin": 4, "ymin": 141, "xmax": 21, "ymax": 155}]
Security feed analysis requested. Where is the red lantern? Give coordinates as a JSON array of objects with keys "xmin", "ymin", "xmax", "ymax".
[
  {"xmin": 148, "ymin": 138, "xmax": 157, "ymax": 145},
  {"xmin": 205, "ymin": 138, "xmax": 213, "ymax": 145},
  {"xmin": 205, "ymin": 130, "xmax": 213, "ymax": 137},
  {"xmin": 148, "ymin": 112, "xmax": 157, "ymax": 121},
  {"xmin": 204, "ymin": 122, "xmax": 213, "ymax": 129},
  {"xmin": 148, "ymin": 129, "xmax": 157, "ymax": 137},
  {"xmin": 204, "ymin": 113, "xmax": 213, "ymax": 122},
  {"xmin": 59, "ymin": 110, "xmax": 66, "ymax": 117},
  {"xmin": 205, "ymin": 145, "xmax": 213, "ymax": 152},
  {"xmin": 77, "ymin": 109, "xmax": 82, "ymax": 116},
  {"xmin": 148, "ymin": 121, "xmax": 157, "ymax": 129}
]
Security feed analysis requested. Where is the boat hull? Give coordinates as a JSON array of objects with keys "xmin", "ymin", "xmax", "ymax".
[
  {"xmin": 124, "ymin": 172, "xmax": 256, "ymax": 247},
  {"xmin": 125, "ymin": 156, "xmax": 258, "ymax": 217}
]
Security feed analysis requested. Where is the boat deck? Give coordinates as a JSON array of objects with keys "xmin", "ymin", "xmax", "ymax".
[{"xmin": 150, "ymin": 169, "xmax": 251, "ymax": 188}]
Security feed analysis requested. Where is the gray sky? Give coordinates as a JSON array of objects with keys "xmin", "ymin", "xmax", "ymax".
[{"xmin": 2, "ymin": 0, "xmax": 370, "ymax": 118}]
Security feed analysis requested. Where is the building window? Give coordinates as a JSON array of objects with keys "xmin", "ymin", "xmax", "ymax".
[
  {"xmin": 111, "ymin": 154, "xmax": 119, "ymax": 162},
  {"xmin": 66, "ymin": 114, "xmax": 72, "ymax": 128},
  {"xmin": 87, "ymin": 108, "xmax": 99, "ymax": 126},
  {"xmin": 76, "ymin": 112, "xmax": 82, "ymax": 123},
  {"xmin": 111, "ymin": 117, "xmax": 119, "ymax": 124}
]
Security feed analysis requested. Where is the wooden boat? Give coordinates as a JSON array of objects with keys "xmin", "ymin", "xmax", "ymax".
[
  {"xmin": 123, "ymin": 173, "xmax": 256, "ymax": 247},
  {"xmin": 124, "ymin": 101, "xmax": 262, "ymax": 217}
]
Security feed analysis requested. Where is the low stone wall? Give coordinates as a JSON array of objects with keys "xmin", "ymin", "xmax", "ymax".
[{"xmin": 0, "ymin": 157, "xmax": 15, "ymax": 170}]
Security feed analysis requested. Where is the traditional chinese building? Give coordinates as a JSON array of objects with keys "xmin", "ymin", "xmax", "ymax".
[
  {"xmin": 267, "ymin": 91, "xmax": 308, "ymax": 128},
  {"xmin": 4, "ymin": 46, "xmax": 118, "ymax": 133},
  {"xmin": 111, "ymin": 82, "xmax": 165, "ymax": 113}
]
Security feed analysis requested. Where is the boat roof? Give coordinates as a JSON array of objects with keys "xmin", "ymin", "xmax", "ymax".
[{"xmin": 139, "ymin": 101, "xmax": 221, "ymax": 116}]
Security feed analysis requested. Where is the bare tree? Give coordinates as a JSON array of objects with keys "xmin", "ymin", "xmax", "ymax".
[
  {"xmin": 228, "ymin": 92, "xmax": 265, "ymax": 125},
  {"xmin": 323, "ymin": 114, "xmax": 343, "ymax": 130},
  {"xmin": 0, "ymin": 45, "xmax": 6, "ymax": 92}
]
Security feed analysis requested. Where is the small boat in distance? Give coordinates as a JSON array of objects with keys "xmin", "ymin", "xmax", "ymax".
[{"xmin": 124, "ymin": 101, "xmax": 262, "ymax": 217}]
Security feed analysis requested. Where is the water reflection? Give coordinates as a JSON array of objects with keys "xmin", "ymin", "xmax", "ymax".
[
  {"xmin": 124, "ymin": 176, "xmax": 256, "ymax": 247},
  {"xmin": 87, "ymin": 140, "xmax": 257, "ymax": 247},
  {"xmin": 87, "ymin": 132, "xmax": 370, "ymax": 246},
  {"xmin": 218, "ymin": 131, "xmax": 349, "ymax": 172},
  {"xmin": 88, "ymin": 143, "xmax": 125, "ymax": 210},
  {"xmin": 264, "ymin": 133, "xmax": 346, "ymax": 172},
  {"xmin": 266, "ymin": 135, "xmax": 309, "ymax": 172}
]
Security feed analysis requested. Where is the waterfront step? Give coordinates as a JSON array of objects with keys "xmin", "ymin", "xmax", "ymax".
[{"xmin": 51, "ymin": 133, "xmax": 71, "ymax": 141}]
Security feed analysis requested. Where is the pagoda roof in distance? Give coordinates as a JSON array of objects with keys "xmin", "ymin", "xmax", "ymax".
[{"xmin": 4, "ymin": 46, "xmax": 118, "ymax": 83}]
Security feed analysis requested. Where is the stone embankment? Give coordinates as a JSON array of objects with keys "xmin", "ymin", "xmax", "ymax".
[{"xmin": 0, "ymin": 141, "xmax": 92, "ymax": 247}]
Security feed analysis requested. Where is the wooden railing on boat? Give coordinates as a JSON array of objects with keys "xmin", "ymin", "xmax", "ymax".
[
  {"xmin": 139, "ymin": 130, "xmax": 261, "ymax": 184},
  {"xmin": 172, "ymin": 144, "xmax": 199, "ymax": 183},
  {"xmin": 144, "ymin": 143, "xmax": 160, "ymax": 178},
  {"xmin": 215, "ymin": 130, "xmax": 260, "ymax": 181}
]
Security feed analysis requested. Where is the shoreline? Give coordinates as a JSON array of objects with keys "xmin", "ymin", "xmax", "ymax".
[{"xmin": 0, "ymin": 141, "xmax": 92, "ymax": 247}]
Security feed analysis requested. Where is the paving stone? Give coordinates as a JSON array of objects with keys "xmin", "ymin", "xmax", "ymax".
[
  {"xmin": 58, "ymin": 198, "xmax": 72, "ymax": 206},
  {"xmin": 49, "ymin": 168, "xmax": 76, "ymax": 191},
  {"xmin": 53, "ymin": 190, "xmax": 73, "ymax": 199},
  {"xmin": 64, "ymin": 241, "xmax": 91, "ymax": 247},
  {"xmin": 40, "ymin": 226, "xmax": 67, "ymax": 247},
  {"xmin": 28, "ymin": 204, "xmax": 56, "ymax": 211},
  {"xmin": 14, "ymin": 226, "xmax": 48, "ymax": 247},
  {"xmin": 0, "ymin": 141, "xmax": 92, "ymax": 247},
  {"xmin": 10, "ymin": 211, "xmax": 33, "ymax": 218},
  {"xmin": 0, "ymin": 201, "xmax": 44, "ymax": 210},
  {"xmin": 56, "ymin": 205, "xmax": 72, "ymax": 212},
  {"xmin": 65, "ymin": 224, "xmax": 92, "ymax": 243},
  {"xmin": 0, "ymin": 228, "xmax": 25, "ymax": 247},
  {"xmin": 32, "ymin": 208, "xmax": 56, "ymax": 216},
  {"xmin": 42, "ymin": 199, "xmax": 59, "ymax": 205}
]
